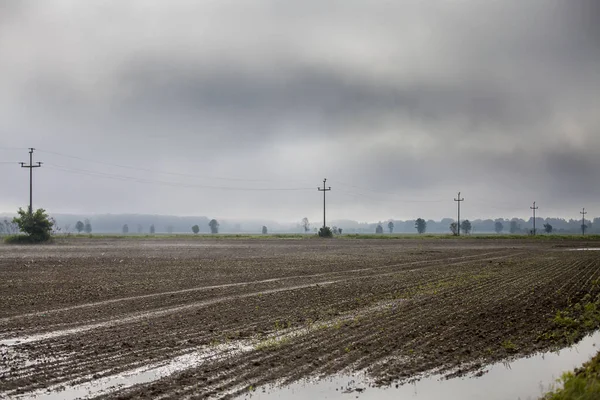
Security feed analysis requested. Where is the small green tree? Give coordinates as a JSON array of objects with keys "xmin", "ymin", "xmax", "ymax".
[
  {"xmin": 209, "ymin": 219, "xmax": 219, "ymax": 234},
  {"xmin": 192, "ymin": 225, "xmax": 200, "ymax": 234},
  {"xmin": 75, "ymin": 220, "xmax": 84, "ymax": 234},
  {"xmin": 388, "ymin": 221, "xmax": 394, "ymax": 234},
  {"xmin": 262, "ymin": 226, "xmax": 268, "ymax": 234},
  {"xmin": 12, "ymin": 207, "xmax": 54, "ymax": 242},
  {"xmin": 122, "ymin": 224, "xmax": 129, "ymax": 234},
  {"xmin": 415, "ymin": 218, "xmax": 427, "ymax": 234},
  {"xmin": 494, "ymin": 221, "xmax": 504, "ymax": 234},
  {"xmin": 544, "ymin": 223, "xmax": 553, "ymax": 234},
  {"xmin": 318, "ymin": 226, "xmax": 333, "ymax": 238},
  {"xmin": 375, "ymin": 224, "xmax": 383, "ymax": 234}
]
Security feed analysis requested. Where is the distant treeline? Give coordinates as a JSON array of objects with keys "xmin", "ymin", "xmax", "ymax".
[
  {"xmin": 337, "ymin": 217, "xmax": 597, "ymax": 234},
  {"xmin": 0, "ymin": 214, "xmax": 596, "ymax": 235}
]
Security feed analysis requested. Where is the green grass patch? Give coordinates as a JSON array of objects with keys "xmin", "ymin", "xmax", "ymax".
[
  {"xmin": 3, "ymin": 234, "xmax": 52, "ymax": 244},
  {"xmin": 501, "ymin": 339, "xmax": 519, "ymax": 353},
  {"xmin": 540, "ymin": 294, "xmax": 600, "ymax": 345},
  {"xmin": 542, "ymin": 352, "xmax": 600, "ymax": 399}
]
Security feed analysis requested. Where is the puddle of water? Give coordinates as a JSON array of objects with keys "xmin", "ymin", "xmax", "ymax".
[
  {"xmin": 248, "ymin": 331, "xmax": 600, "ymax": 400},
  {"xmin": 8, "ymin": 342, "xmax": 254, "ymax": 400}
]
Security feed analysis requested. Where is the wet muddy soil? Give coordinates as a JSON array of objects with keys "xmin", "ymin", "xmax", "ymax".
[{"xmin": 1, "ymin": 238, "xmax": 599, "ymax": 399}]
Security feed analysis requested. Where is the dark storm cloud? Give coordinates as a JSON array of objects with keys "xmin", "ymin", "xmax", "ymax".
[{"xmin": 0, "ymin": 0, "xmax": 598, "ymax": 220}]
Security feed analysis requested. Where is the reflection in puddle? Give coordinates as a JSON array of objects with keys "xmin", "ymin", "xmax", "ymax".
[{"xmin": 248, "ymin": 331, "xmax": 600, "ymax": 400}]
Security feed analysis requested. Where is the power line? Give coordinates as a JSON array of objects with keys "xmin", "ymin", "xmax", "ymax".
[
  {"xmin": 318, "ymin": 178, "xmax": 331, "ymax": 229},
  {"xmin": 44, "ymin": 163, "xmax": 313, "ymax": 192},
  {"xmin": 581, "ymin": 207, "xmax": 588, "ymax": 235},
  {"xmin": 19, "ymin": 148, "xmax": 43, "ymax": 214},
  {"xmin": 335, "ymin": 180, "xmax": 448, "ymax": 201},
  {"xmin": 37, "ymin": 148, "xmax": 313, "ymax": 185},
  {"xmin": 335, "ymin": 188, "xmax": 445, "ymax": 204}
]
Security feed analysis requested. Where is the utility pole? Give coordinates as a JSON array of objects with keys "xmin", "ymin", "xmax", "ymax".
[
  {"xmin": 530, "ymin": 201, "xmax": 539, "ymax": 235},
  {"xmin": 454, "ymin": 192, "xmax": 464, "ymax": 236},
  {"xmin": 20, "ymin": 148, "xmax": 42, "ymax": 214},
  {"xmin": 317, "ymin": 178, "xmax": 331, "ymax": 229},
  {"xmin": 581, "ymin": 208, "xmax": 588, "ymax": 235}
]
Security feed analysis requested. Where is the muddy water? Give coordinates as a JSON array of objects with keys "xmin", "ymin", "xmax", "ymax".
[
  {"xmin": 8, "ymin": 342, "xmax": 254, "ymax": 399},
  {"xmin": 249, "ymin": 331, "xmax": 600, "ymax": 400},
  {"xmin": 6, "ymin": 333, "xmax": 600, "ymax": 399}
]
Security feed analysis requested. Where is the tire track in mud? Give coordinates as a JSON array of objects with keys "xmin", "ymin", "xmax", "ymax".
[
  {"xmin": 8, "ymin": 249, "xmax": 596, "ymax": 400},
  {"xmin": 114, "ymin": 252, "xmax": 597, "ymax": 399},
  {"xmin": 1, "ymin": 251, "xmax": 516, "ymax": 396},
  {"xmin": 0, "ymin": 250, "xmax": 510, "ymax": 344},
  {"xmin": 31, "ymin": 253, "xmax": 520, "ymax": 396},
  {"xmin": 211, "ymin": 255, "xmax": 535, "ymax": 392},
  {"xmin": 0, "ymin": 256, "xmax": 500, "ymax": 394},
  {"xmin": 0, "ymin": 250, "xmax": 504, "ymax": 325}
]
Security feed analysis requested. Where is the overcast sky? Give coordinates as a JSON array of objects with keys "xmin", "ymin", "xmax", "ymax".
[{"xmin": 0, "ymin": 0, "xmax": 598, "ymax": 222}]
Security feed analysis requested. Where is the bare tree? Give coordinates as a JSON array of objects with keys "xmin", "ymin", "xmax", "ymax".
[{"xmin": 301, "ymin": 217, "xmax": 310, "ymax": 233}]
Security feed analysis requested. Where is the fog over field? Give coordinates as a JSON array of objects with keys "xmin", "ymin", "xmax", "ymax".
[{"xmin": 0, "ymin": 1, "xmax": 598, "ymax": 221}]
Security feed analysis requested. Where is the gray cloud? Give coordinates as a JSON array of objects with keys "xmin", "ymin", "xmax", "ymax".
[{"xmin": 0, "ymin": 0, "xmax": 598, "ymax": 221}]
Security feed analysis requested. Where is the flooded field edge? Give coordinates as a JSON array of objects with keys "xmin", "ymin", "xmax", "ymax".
[{"xmin": 243, "ymin": 331, "xmax": 600, "ymax": 400}]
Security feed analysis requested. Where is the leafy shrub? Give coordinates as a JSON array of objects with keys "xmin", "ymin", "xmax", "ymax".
[
  {"xmin": 8, "ymin": 208, "xmax": 54, "ymax": 243},
  {"xmin": 318, "ymin": 226, "xmax": 333, "ymax": 238}
]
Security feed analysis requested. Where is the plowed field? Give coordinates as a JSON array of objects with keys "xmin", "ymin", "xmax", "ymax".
[{"xmin": 1, "ymin": 238, "xmax": 599, "ymax": 399}]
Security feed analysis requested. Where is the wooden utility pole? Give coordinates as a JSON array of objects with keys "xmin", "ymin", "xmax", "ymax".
[
  {"xmin": 20, "ymin": 148, "xmax": 42, "ymax": 214},
  {"xmin": 530, "ymin": 201, "xmax": 539, "ymax": 235},
  {"xmin": 454, "ymin": 192, "xmax": 464, "ymax": 236},
  {"xmin": 581, "ymin": 208, "xmax": 588, "ymax": 235},
  {"xmin": 317, "ymin": 179, "xmax": 331, "ymax": 229}
]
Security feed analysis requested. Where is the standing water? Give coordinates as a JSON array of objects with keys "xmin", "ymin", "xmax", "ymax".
[{"xmin": 246, "ymin": 331, "xmax": 600, "ymax": 400}]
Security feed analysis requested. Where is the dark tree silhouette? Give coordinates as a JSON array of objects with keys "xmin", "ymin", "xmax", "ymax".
[
  {"xmin": 84, "ymin": 219, "xmax": 92, "ymax": 234},
  {"xmin": 494, "ymin": 221, "xmax": 504, "ymax": 234},
  {"xmin": 544, "ymin": 223, "xmax": 553, "ymax": 234},
  {"xmin": 209, "ymin": 219, "xmax": 219, "ymax": 234},
  {"xmin": 301, "ymin": 217, "xmax": 310, "ymax": 233},
  {"xmin": 192, "ymin": 225, "xmax": 200, "ymax": 234},
  {"xmin": 415, "ymin": 218, "xmax": 427, "ymax": 234},
  {"xmin": 75, "ymin": 220, "xmax": 84, "ymax": 234},
  {"xmin": 318, "ymin": 226, "xmax": 333, "ymax": 238},
  {"xmin": 460, "ymin": 220, "xmax": 472, "ymax": 235},
  {"xmin": 376, "ymin": 224, "xmax": 383, "ymax": 234},
  {"xmin": 262, "ymin": 226, "xmax": 268, "ymax": 234},
  {"xmin": 122, "ymin": 224, "xmax": 129, "ymax": 234}
]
